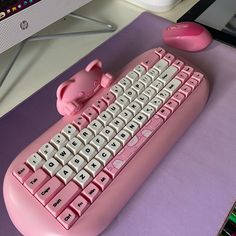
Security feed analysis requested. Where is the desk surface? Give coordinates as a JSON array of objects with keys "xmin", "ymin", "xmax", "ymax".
[{"xmin": 0, "ymin": 0, "xmax": 198, "ymax": 117}]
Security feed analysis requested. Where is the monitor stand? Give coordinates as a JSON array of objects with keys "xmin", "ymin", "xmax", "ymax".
[{"xmin": 0, "ymin": 13, "xmax": 117, "ymax": 87}]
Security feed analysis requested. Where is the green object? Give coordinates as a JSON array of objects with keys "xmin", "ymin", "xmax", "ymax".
[{"xmin": 229, "ymin": 212, "xmax": 236, "ymax": 224}]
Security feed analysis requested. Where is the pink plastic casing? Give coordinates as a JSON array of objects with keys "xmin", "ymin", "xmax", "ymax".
[
  {"xmin": 3, "ymin": 48, "xmax": 209, "ymax": 236},
  {"xmin": 56, "ymin": 59, "xmax": 113, "ymax": 116},
  {"xmin": 163, "ymin": 22, "xmax": 212, "ymax": 52}
]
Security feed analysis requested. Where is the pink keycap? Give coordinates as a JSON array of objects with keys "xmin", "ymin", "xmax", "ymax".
[
  {"xmin": 93, "ymin": 171, "xmax": 112, "ymax": 191},
  {"xmin": 164, "ymin": 99, "xmax": 179, "ymax": 112},
  {"xmin": 105, "ymin": 115, "xmax": 164, "ymax": 178},
  {"xmin": 172, "ymin": 59, "xmax": 184, "ymax": 70},
  {"xmin": 83, "ymin": 107, "xmax": 98, "ymax": 122},
  {"xmin": 24, "ymin": 169, "xmax": 49, "ymax": 194},
  {"xmin": 70, "ymin": 195, "xmax": 90, "ymax": 216},
  {"xmin": 141, "ymin": 51, "xmax": 160, "ymax": 70},
  {"xmin": 157, "ymin": 107, "xmax": 172, "ymax": 120},
  {"xmin": 92, "ymin": 99, "xmax": 107, "ymax": 113},
  {"xmin": 172, "ymin": 92, "xmax": 185, "ymax": 104},
  {"xmin": 73, "ymin": 115, "xmax": 89, "ymax": 131},
  {"xmin": 186, "ymin": 78, "xmax": 199, "ymax": 89},
  {"xmin": 155, "ymin": 47, "xmax": 166, "ymax": 58},
  {"xmin": 192, "ymin": 72, "xmax": 204, "ymax": 83},
  {"xmin": 82, "ymin": 183, "xmax": 101, "ymax": 203},
  {"xmin": 57, "ymin": 208, "xmax": 78, "ymax": 230},
  {"xmin": 101, "ymin": 92, "xmax": 116, "ymax": 105},
  {"xmin": 179, "ymin": 85, "xmax": 192, "ymax": 97},
  {"xmin": 175, "ymin": 71, "xmax": 189, "ymax": 83},
  {"xmin": 182, "ymin": 65, "xmax": 194, "ymax": 76},
  {"xmin": 163, "ymin": 53, "xmax": 175, "ymax": 64},
  {"xmin": 46, "ymin": 181, "xmax": 81, "ymax": 217},
  {"xmin": 13, "ymin": 164, "xmax": 33, "ymax": 183},
  {"xmin": 35, "ymin": 176, "xmax": 64, "ymax": 205}
]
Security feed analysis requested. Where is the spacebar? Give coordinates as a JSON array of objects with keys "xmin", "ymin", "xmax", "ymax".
[{"xmin": 104, "ymin": 114, "xmax": 164, "ymax": 178}]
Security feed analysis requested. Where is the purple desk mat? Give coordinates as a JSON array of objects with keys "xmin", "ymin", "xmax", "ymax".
[{"xmin": 1, "ymin": 12, "xmax": 236, "ymax": 236}]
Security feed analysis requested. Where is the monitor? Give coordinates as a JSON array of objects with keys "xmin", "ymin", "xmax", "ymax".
[{"xmin": 0, "ymin": 0, "xmax": 92, "ymax": 54}]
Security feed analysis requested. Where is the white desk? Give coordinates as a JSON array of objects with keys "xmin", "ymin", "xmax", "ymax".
[{"xmin": 0, "ymin": 0, "xmax": 198, "ymax": 117}]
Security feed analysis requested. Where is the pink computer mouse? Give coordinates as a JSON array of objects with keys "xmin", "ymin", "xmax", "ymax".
[{"xmin": 163, "ymin": 22, "xmax": 212, "ymax": 52}]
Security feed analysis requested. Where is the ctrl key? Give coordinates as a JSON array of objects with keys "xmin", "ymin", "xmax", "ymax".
[
  {"xmin": 57, "ymin": 208, "xmax": 78, "ymax": 230},
  {"xmin": 13, "ymin": 164, "xmax": 33, "ymax": 183}
]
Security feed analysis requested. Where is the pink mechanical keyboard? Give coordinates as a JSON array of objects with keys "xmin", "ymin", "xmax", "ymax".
[{"xmin": 3, "ymin": 47, "xmax": 209, "ymax": 236}]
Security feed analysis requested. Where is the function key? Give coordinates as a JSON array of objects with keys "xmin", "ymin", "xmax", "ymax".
[
  {"xmin": 172, "ymin": 92, "xmax": 185, "ymax": 104},
  {"xmin": 73, "ymin": 115, "xmax": 89, "ymax": 131},
  {"xmin": 186, "ymin": 78, "xmax": 199, "ymax": 89},
  {"xmin": 92, "ymin": 99, "xmax": 107, "ymax": 114},
  {"xmin": 179, "ymin": 84, "xmax": 192, "ymax": 97},
  {"xmin": 164, "ymin": 99, "xmax": 179, "ymax": 112},
  {"xmin": 182, "ymin": 65, "xmax": 194, "ymax": 76},
  {"xmin": 175, "ymin": 71, "xmax": 189, "ymax": 83},
  {"xmin": 155, "ymin": 47, "xmax": 166, "ymax": 58},
  {"xmin": 83, "ymin": 107, "xmax": 98, "ymax": 122},
  {"xmin": 172, "ymin": 59, "xmax": 184, "ymax": 70},
  {"xmin": 13, "ymin": 164, "xmax": 33, "ymax": 183},
  {"xmin": 163, "ymin": 53, "xmax": 175, "ymax": 64},
  {"xmin": 191, "ymin": 72, "xmax": 204, "ymax": 83},
  {"xmin": 102, "ymin": 92, "xmax": 116, "ymax": 106},
  {"xmin": 141, "ymin": 52, "xmax": 160, "ymax": 70},
  {"xmin": 70, "ymin": 195, "xmax": 90, "ymax": 216}
]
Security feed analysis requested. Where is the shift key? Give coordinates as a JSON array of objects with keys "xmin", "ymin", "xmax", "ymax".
[{"xmin": 46, "ymin": 181, "xmax": 81, "ymax": 217}]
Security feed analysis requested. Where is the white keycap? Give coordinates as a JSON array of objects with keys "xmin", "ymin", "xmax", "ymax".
[
  {"xmin": 87, "ymin": 119, "xmax": 103, "ymax": 135},
  {"xmin": 118, "ymin": 77, "xmax": 132, "ymax": 90},
  {"xmin": 124, "ymin": 88, "xmax": 137, "ymax": 102},
  {"xmin": 150, "ymin": 79, "xmax": 164, "ymax": 93},
  {"xmin": 164, "ymin": 78, "xmax": 182, "ymax": 95},
  {"xmin": 132, "ymin": 81, "xmax": 145, "ymax": 95},
  {"xmin": 38, "ymin": 143, "xmax": 57, "ymax": 160},
  {"xmin": 149, "ymin": 97, "xmax": 163, "ymax": 111},
  {"xmin": 118, "ymin": 109, "xmax": 134, "ymax": 124},
  {"xmin": 50, "ymin": 133, "xmax": 67, "ymax": 150},
  {"xmin": 115, "ymin": 95, "xmax": 129, "ymax": 110},
  {"xmin": 74, "ymin": 169, "xmax": 92, "ymax": 189},
  {"xmin": 26, "ymin": 153, "xmax": 45, "ymax": 171},
  {"xmin": 126, "ymin": 101, "xmax": 141, "ymax": 116},
  {"xmin": 56, "ymin": 165, "xmax": 76, "ymax": 184},
  {"xmin": 90, "ymin": 135, "xmax": 107, "ymax": 152},
  {"xmin": 143, "ymin": 87, "xmax": 156, "ymax": 100},
  {"xmin": 79, "ymin": 144, "xmax": 97, "ymax": 162},
  {"xmin": 43, "ymin": 158, "xmax": 62, "ymax": 176},
  {"xmin": 136, "ymin": 94, "xmax": 149, "ymax": 108},
  {"xmin": 109, "ymin": 117, "xmax": 125, "ymax": 133},
  {"xmin": 156, "ymin": 90, "xmax": 171, "ymax": 103},
  {"xmin": 100, "ymin": 126, "xmax": 116, "ymax": 142},
  {"xmin": 77, "ymin": 128, "xmax": 94, "ymax": 145},
  {"xmin": 107, "ymin": 103, "xmax": 121, "ymax": 118},
  {"xmin": 106, "ymin": 139, "xmax": 122, "ymax": 155},
  {"xmin": 124, "ymin": 121, "xmax": 140, "ymax": 136},
  {"xmin": 66, "ymin": 137, "xmax": 84, "ymax": 155},
  {"xmin": 146, "ymin": 68, "xmax": 159, "ymax": 80},
  {"xmin": 141, "ymin": 105, "xmax": 156, "ymax": 119},
  {"xmin": 97, "ymin": 111, "xmax": 113, "ymax": 126},
  {"xmin": 95, "ymin": 149, "xmax": 113, "ymax": 165},
  {"xmin": 84, "ymin": 159, "xmax": 103, "ymax": 177},
  {"xmin": 139, "ymin": 74, "xmax": 152, "ymax": 87},
  {"xmin": 158, "ymin": 66, "xmax": 178, "ymax": 85},
  {"xmin": 126, "ymin": 71, "xmax": 139, "ymax": 83},
  {"xmin": 133, "ymin": 113, "xmax": 148, "ymax": 127},
  {"xmin": 68, "ymin": 154, "xmax": 87, "ymax": 173},
  {"xmin": 116, "ymin": 130, "xmax": 131, "ymax": 146},
  {"xmin": 133, "ymin": 65, "xmax": 146, "ymax": 76},
  {"xmin": 154, "ymin": 59, "xmax": 169, "ymax": 74},
  {"xmin": 54, "ymin": 147, "xmax": 73, "ymax": 165},
  {"xmin": 110, "ymin": 84, "xmax": 124, "ymax": 97},
  {"xmin": 61, "ymin": 124, "xmax": 78, "ymax": 140}
]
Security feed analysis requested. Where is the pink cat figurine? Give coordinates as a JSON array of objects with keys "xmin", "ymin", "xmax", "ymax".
[{"xmin": 56, "ymin": 59, "xmax": 113, "ymax": 116}]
